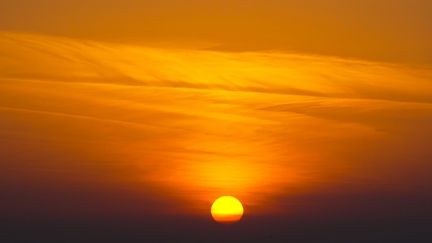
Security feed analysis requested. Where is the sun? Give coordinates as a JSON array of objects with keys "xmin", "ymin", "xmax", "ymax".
[{"xmin": 211, "ymin": 196, "xmax": 244, "ymax": 223}]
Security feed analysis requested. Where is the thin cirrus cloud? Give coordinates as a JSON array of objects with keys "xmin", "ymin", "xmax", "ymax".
[
  {"xmin": 1, "ymin": 0, "xmax": 431, "ymax": 63},
  {"xmin": 0, "ymin": 32, "xmax": 432, "ymax": 218}
]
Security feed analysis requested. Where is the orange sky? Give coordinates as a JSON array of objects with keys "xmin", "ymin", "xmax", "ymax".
[
  {"xmin": 0, "ymin": 0, "xmax": 431, "ymax": 63},
  {"xmin": 1, "ymin": 32, "xmax": 431, "ymax": 220},
  {"xmin": 1, "ymin": 2, "xmax": 432, "ymax": 241}
]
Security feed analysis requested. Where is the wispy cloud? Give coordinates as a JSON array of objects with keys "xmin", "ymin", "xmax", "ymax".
[{"xmin": 1, "ymin": 32, "xmax": 431, "ymax": 216}]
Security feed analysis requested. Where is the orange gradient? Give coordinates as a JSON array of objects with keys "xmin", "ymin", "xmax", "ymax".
[{"xmin": 0, "ymin": 32, "xmax": 431, "ymax": 219}]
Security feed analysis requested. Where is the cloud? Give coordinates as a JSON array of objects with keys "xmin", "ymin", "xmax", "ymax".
[{"xmin": 0, "ymin": 32, "xmax": 431, "ymax": 217}]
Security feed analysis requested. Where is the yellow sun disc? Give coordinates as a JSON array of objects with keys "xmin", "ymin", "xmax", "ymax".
[{"xmin": 211, "ymin": 196, "xmax": 244, "ymax": 223}]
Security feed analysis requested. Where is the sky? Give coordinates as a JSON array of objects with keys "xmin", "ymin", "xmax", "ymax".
[
  {"xmin": 0, "ymin": 1, "xmax": 432, "ymax": 242},
  {"xmin": 1, "ymin": 0, "xmax": 431, "ymax": 63}
]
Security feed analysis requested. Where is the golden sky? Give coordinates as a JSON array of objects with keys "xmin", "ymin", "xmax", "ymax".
[
  {"xmin": 1, "ymin": 32, "xmax": 431, "ymax": 220},
  {"xmin": 1, "ymin": 2, "xmax": 432, "ymax": 241},
  {"xmin": 1, "ymin": 0, "xmax": 431, "ymax": 63}
]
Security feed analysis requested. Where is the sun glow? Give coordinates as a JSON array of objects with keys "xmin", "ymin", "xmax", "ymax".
[
  {"xmin": 2, "ymin": 32, "xmax": 432, "ymax": 223},
  {"xmin": 211, "ymin": 196, "xmax": 244, "ymax": 223}
]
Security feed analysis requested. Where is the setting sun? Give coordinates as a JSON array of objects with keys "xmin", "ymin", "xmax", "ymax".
[{"xmin": 211, "ymin": 196, "xmax": 244, "ymax": 224}]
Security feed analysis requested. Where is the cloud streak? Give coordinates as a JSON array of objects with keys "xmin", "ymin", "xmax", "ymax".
[{"xmin": 0, "ymin": 32, "xmax": 431, "ymax": 218}]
